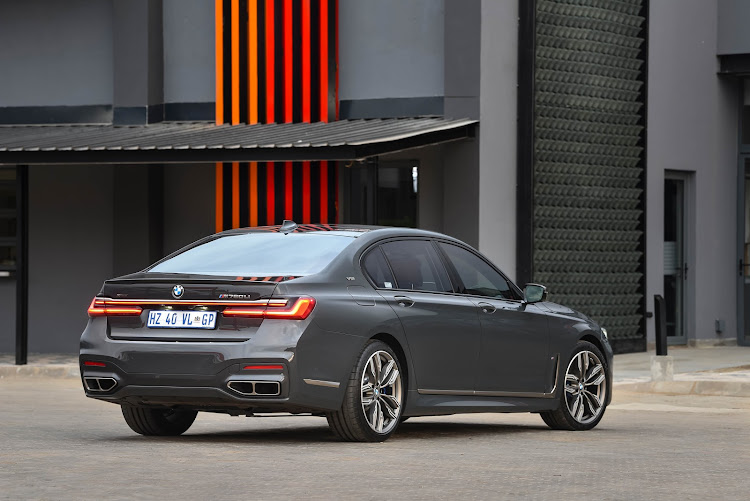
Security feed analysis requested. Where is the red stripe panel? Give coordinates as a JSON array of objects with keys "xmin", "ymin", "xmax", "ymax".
[
  {"xmin": 302, "ymin": 161, "xmax": 311, "ymax": 223},
  {"xmin": 319, "ymin": 0, "xmax": 328, "ymax": 122},
  {"xmin": 320, "ymin": 160, "xmax": 328, "ymax": 222},
  {"xmin": 266, "ymin": 164, "xmax": 275, "ymax": 225},
  {"xmin": 284, "ymin": 0, "xmax": 293, "ymax": 124},
  {"xmin": 285, "ymin": 161, "xmax": 293, "ymax": 219},
  {"xmin": 265, "ymin": 0, "xmax": 275, "ymax": 124},
  {"xmin": 301, "ymin": 1, "xmax": 311, "ymax": 122}
]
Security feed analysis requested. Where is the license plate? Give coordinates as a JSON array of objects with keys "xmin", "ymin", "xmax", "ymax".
[{"xmin": 147, "ymin": 310, "xmax": 217, "ymax": 329}]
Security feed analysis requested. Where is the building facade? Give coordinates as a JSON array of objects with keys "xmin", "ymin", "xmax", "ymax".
[{"xmin": 0, "ymin": 0, "xmax": 748, "ymax": 358}]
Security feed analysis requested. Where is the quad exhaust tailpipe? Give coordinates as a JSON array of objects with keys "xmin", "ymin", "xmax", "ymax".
[
  {"xmin": 227, "ymin": 381, "xmax": 281, "ymax": 396},
  {"xmin": 84, "ymin": 377, "xmax": 117, "ymax": 392}
]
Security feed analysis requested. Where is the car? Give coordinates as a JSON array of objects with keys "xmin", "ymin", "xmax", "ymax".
[{"xmin": 80, "ymin": 221, "xmax": 612, "ymax": 442}]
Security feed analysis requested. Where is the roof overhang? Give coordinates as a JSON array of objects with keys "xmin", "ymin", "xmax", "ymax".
[{"xmin": 0, "ymin": 118, "xmax": 477, "ymax": 165}]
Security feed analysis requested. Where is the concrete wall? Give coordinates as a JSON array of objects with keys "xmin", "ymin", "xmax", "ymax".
[
  {"xmin": 162, "ymin": 164, "xmax": 216, "ymax": 255},
  {"xmin": 476, "ymin": 0, "xmax": 518, "ymax": 281},
  {"xmin": 28, "ymin": 166, "xmax": 114, "ymax": 353},
  {"xmin": 338, "ymin": 0, "xmax": 444, "ymax": 101},
  {"xmin": 0, "ymin": 281, "xmax": 15, "ymax": 352},
  {"xmin": 163, "ymin": 0, "xmax": 215, "ymax": 104},
  {"xmin": 648, "ymin": 0, "xmax": 738, "ymax": 344},
  {"xmin": 718, "ymin": 0, "xmax": 750, "ymax": 55},
  {"xmin": 0, "ymin": 0, "xmax": 113, "ymax": 107}
]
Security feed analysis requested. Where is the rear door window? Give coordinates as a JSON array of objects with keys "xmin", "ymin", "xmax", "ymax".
[
  {"xmin": 362, "ymin": 247, "xmax": 396, "ymax": 289},
  {"xmin": 379, "ymin": 240, "xmax": 452, "ymax": 293}
]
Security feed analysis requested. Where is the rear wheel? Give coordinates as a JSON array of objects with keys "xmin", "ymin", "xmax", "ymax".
[
  {"xmin": 540, "ymin": 341, "xmax": 608, "ymax": 431},
  {"xmin": 327, "ymin": 340, "xmax": 404, "ymax": 442},
  {"xmin": 121, "ymin": 405, "xmax": 198, "ymax": 436}
]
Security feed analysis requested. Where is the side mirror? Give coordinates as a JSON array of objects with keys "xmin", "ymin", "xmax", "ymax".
[{"xmin": 523, "ymin": 283, "xmax": 548, "ymax": 304}]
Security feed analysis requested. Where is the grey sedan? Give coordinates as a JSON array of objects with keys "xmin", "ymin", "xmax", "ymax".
[{"xmin": 80, "ymin": 222, "xmax": 612, "ymax": 442}]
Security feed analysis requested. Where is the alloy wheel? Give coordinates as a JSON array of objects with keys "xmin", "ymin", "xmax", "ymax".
[
  {"xmin": 564, "ymin": 350, "xmax": 606, "ymax": 425},
  {"xmin": 360, "ymin": 350, "xmax": 402, "ymax": 434}
]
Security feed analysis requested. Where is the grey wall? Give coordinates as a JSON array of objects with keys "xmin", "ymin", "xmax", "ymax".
[
  {"xmin": 163, "ymin": 0, "xmax": 215, "ymax": 104},
  {"xmin": 476, "ymin": 0, "xmax": 518, "ymax": 280},
  {"xmin": 648, "ymin": 0, "xmax": 738, "ymax": 344},
  {"xmin": 0, "ymin": 281, "xmax": 15, "ymax": 352},
  {"xmin": 162, "ymin": 164, "xmax": 215, "ymax": 255},
  {"xmin": 0, "ymin": 0, "xmax": 113, "ymax": 107},
  {"xmin": 338, "ymin": 0, "xmax": 444, "ymax": 101},
  {"xmin": 28, "ymin": 166, "xmax": 114, "ymax": 353},
  {"xmin": 444, "ymin": 0, "xmax": 480, "ymax": 119},
  {"xmin": 718, "ymin": 0, "xmax": 750, "ymax": 55}
]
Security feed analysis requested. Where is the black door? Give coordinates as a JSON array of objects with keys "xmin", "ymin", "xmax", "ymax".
[
  {"xmin": 437, "ymin": 242, "xmax": 552, "ymax": 394},
  {"xmin": 363, "ymin": 240, "xmax": 481, "ymax": 392}
]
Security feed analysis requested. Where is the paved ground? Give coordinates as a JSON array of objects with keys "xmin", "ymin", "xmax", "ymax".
[{"xmin": 1, "ymin": 378, "xmax": 748, "ymax": 500}]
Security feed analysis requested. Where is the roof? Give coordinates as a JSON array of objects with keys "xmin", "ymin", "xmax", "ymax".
[{"xmin": 0, "ymin": 117, "xmax": 477, "ymax": 165}]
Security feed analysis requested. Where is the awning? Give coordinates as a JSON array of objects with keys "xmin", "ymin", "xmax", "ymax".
[{"xmin": 0, "ymin": 117, "xmax": 477, "ymax": 165}]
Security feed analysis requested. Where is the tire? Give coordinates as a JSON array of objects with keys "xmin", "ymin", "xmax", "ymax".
[
  {"xmin": 121, "ymin": 405, "xmax": 198, "ymax": 436},
  {"xmin": 326, "ymin": 340, "xmax": 405, "ymax": 442},
  {"xmin": 540, "ymin": 341, "xmax": 609, "ymax": 431}
]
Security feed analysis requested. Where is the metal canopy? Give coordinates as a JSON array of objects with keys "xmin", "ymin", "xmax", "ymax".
[{"xmin": 0, "ymin": 118, "xmax": 477, "ymax": 165}]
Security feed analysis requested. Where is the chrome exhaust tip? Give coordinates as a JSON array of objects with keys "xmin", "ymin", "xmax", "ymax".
[
  {"xmin": 227, "ymin": 380, "xmax": 281, "ymax": 396},
  {"xmin": 84, "ymin": 377, "xmax": 117, "ymax": 392}
]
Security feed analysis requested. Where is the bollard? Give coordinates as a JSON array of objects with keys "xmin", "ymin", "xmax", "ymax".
[{"xmin": 654, "ymin": 294, "xmax": 668, "ymax": 356}]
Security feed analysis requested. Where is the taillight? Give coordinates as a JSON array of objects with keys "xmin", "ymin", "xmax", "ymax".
[
  {"xmin": 88, "ymin": 298, "xmax": 143, "ymax": 317},
  {"xmin": 223, "ymin": 297, "xmax": 315, "ymax": 320}
]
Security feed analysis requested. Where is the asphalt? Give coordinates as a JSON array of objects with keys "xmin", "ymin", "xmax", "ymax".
[{"xmin": 2, "ymin": 345, "xmax": 750, "ymax": 396}]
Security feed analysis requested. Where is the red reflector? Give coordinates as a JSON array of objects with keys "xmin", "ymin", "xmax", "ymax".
[
  {"xmin": 88, "ymin": 298, "xmax": 142, "ymax": 317},
  {"xmin": 223, "ymin": 297, "xmax": 315, "ymax": 320},
  {"xmin": 84, "ymin": 361, "xmax": 106, "ymax": 367},
  {"xmin": 243, "ymin": 364, "xmax": 284, "ymax": 371}
]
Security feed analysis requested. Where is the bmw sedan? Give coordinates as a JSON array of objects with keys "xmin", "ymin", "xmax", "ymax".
[{"xmin": 80, "ymin": 222, "xmax": 612, "ymax": 442}]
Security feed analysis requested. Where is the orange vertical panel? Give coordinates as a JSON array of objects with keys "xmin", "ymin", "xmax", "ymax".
[
  {"xmin": 215, "ymin": 163, "xmax": 224, "ymax": 232},
  {"xmin": 319, "ymin": 0, "xmax": 328, "ymax": 122},
  {"xmin": 265, "ymin": 0, "xmax": 275, "ymax": 123},
  {"xmin": 231, "ymin": 0, "xmax": 240, "ymax": 125},
  {"xmin": 301, "ymin": 1, "xmax": 311, "ymax": 122},
  {"xmin": 248, "ymin": 0, "xmax": 258, "ymax": 124},
  {"xmin": 232, "ymin": 162, "xmax": 240, "ymax": 228},
  {"xmin": 215, "ymin": 0, "xmax": 224, "ymax": 125},
  {"xmin": 249, "ymin": 162, "xmax": 258, "ymax": 226}
]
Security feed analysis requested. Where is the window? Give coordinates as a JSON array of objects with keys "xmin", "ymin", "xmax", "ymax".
[
  {"xmin": 380, "ymin": 240, "xmax": 452, "ymax": 292},
  {"xmin": 362, "ymin": 247, "xmax": 396, "ymax": 289},
  {"xmin": 438, "ymin": 243, "xmax": 516, "ymax": 299},
  {"xmin": 0, "ymin": 168, "xmax": 17, "ymax": 276},
  {"xmin": 149, "ymin": 232, "xmax": 355, "ymax": 277}
]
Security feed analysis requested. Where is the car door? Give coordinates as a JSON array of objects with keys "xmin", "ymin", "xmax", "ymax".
[
  {"xmin": 436, "ymin": 242, "xmax": 552, "ymax": 394},
  {"xmin": 362, "ymin": 239, "xmax": 482, "ymax": 392}
]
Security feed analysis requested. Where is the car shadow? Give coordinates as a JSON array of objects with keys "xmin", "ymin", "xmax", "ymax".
[{"xmin": 110, "ymin": 418, "xmax": 551, "ymax": 445}]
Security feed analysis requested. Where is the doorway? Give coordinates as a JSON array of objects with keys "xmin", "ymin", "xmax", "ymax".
[
  {"xmin": 664, "ymin": 174, "xmax": 690, "ymax": 345},
  {"xmin": 344, "ymin": 159, "xmax": 419, "ymax": 227},
  {"xmin": 738, "ymin": 157, "xmax": 750, "ymax": 346}
]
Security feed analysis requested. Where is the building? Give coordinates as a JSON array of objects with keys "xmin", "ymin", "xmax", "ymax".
[{"xmin": 0, "ymin": 0, "xmax": 748, "ymax": 361}]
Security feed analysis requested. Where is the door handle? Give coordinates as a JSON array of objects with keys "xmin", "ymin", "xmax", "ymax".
[
  {"xmin": 477, "ymin": 302, "xmax": 496, "ymax": 314},
  {"xmin": 395, "ymin": 296, "xmax": 414, "ymax": 307}
]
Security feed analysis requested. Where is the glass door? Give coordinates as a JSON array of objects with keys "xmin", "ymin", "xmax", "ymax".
[{"xmin": 664, "ymin": 176, "xmax": 687, "ymax": 344}]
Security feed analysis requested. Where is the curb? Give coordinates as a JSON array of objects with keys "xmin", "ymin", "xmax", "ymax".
[
  {"xmin": 615, "ymin": 380, "xmax": 750, "ymax": 397},
  {"xmin": 0, "ymin": 365, "xmax": 80, "ymax": 379}
]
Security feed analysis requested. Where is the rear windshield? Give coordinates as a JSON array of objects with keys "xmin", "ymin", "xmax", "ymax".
[{"xmin": 148, "ymin": 233, "xmax": 355, "ymax": 277}]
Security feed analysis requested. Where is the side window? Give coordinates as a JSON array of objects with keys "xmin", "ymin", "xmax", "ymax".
[
  {"xmin": 380, "ymin": 240, "xmax": 452, "ymax": 293},
  {"xmin": 438, "ymin": 243, "xmax": 516, "ymax": 300},
  {"xmin": 362, "ymin": 247, "xmax": 396, "ymax": 289}
]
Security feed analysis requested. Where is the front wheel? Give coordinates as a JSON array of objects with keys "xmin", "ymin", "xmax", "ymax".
[
  {"xmin": 540, "ymin": 341, "xmax": 608, "ymax": 431},
  {"xmin": 326, "ymin": 340, "xmax": 404, "ymax": 442},
  {"xmin": 121, "ymin": 405, "xmax": 198, "ymax": 436}
]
